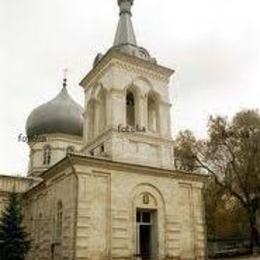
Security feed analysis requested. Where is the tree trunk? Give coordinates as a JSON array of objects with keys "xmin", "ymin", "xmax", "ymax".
[{"xmin": 248, "ymin": 209, "xmax": 260, "ymax": 252}]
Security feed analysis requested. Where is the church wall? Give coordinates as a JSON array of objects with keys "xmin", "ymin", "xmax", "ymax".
[
  {"xmin": 23, "ymin": 169, "xmax": 77, "ymax": 260},
  {"xmin": 109, "ymin": 133, "xmax": 175, "ymax": 170},
  {"xmin": 74, "ymin": 163, "xmax": 206, "ymax": 260},
  {"xmin": 75, "ymin": 172, "xmax": 111, "ymax": 260},
  {"xmin": 0, "ymin": 175, "xmax": 37, "ymax": 215}
]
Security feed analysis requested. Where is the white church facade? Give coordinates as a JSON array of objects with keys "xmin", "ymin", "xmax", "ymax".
[{"xmin": 0, "ymin": 0, "xmax": 207, "ymax": 259}]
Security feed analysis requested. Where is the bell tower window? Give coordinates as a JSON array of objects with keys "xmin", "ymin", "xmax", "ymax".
[
  {"xmin": 97, "ymin": 88, "xmax": 106, "ymax": 133},
  {"xmin": 126, "ymin": 90, "xmax": 135, "ymax": 127},
  {"xmin": 87, "ymin": 100, "xmax": 95, "ymax": 141},
  {"xmin": 148, "ymin": 92, "xmax": 159, "ymax": 132}
]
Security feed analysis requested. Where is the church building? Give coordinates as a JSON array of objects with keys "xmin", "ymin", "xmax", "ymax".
[{"xmin": 0, "ymin": 0, "xmax": 207, "ymax": 259}]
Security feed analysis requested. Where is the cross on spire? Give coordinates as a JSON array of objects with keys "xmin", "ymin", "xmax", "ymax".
[{"xmin": 62, "ymin": 68, "xmax": 68, "ymax": 88}]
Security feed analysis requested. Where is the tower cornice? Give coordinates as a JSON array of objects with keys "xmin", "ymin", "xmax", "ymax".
[{"xmin": 80, "ymin": 50, "xmax": 174, "ymax": 88}]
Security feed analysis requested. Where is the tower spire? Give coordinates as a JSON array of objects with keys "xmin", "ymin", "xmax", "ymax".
[{"xmin": 114, "ymin": 0, "xmax": 137, "ymax": 47}]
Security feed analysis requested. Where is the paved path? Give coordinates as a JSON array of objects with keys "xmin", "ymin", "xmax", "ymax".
[{"xmin": 221, "ymin": 256, "xmax": 260, "ymax": 260}]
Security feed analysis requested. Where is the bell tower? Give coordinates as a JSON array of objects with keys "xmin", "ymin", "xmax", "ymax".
[{"xmin": 80, "ymin": 0, "xmax": 175, "ymax": 169}]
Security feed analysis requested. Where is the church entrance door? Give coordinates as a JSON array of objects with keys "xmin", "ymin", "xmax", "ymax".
[{"xmin": 136, "ymin": 210, "xmax": 157, "ymax": 260}]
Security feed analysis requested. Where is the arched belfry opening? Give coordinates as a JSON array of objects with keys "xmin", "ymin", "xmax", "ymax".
[
  {"xmin": 86, "ymin": 86, "xmax": 107, "ymax": 143},
  {"xmin": 97, "ymin": 88, "xmax": 107, "ymax": 133},
  {"xmin": 126, "ymin": 90, "xmax": 136, "ymax": 127},
  {"xmin": 147, "ymin": 92, "xmax": 159, "ymax": 133},
  {"xmin": 87, "ymin": 99, "xmax": 95, "ymax": 141}
]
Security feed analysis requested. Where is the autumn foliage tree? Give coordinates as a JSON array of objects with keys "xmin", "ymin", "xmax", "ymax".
[
  {"xmin": 204, "ymin": 179, "xmax": 249, "ymax": 240},
  {"xmin": 174, "ymin": 110, "xmax": 260, "ymax": 250}
]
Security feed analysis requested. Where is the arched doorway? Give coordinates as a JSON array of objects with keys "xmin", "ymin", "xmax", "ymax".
[{"xmin": 131, "ymin": 184, "xmax": 166, "ymax": 259}]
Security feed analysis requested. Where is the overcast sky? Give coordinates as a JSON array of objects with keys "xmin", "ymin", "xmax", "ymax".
[{"xmin": 0, "ymin": 0, "xmax": 260, "ymax": 175}]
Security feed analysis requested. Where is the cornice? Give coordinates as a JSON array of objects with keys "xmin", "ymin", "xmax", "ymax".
[
  {"xmin": 0, "ymin": 175, "xmax": 40, "ymax": 196},
  {"xmin": 113, "ymin": 59, "xmax": 170, "ymax": 83},
  {"xmin": 23, "ymin": 159, "xmax": 74, "ymax": 198},
  {"xmin": 70, "ymin": 153, "xmax": 208, "ymax": 183},
  {"xmin": 22, "ymin": 152, "xmax": 208, "ymax": 198},
  {"xmin": 23, "ymin": 153, "xmax": 209, "ymax": 198},
  {"xmin": 0, "ymin": 174, "xmax": 34, "ymax": 181},
  {"xmin": 39, "ymin": 157, "xmax": 72, "ymax": 180},
  {"xmin": 80, "ymin": 50, "xmax": 174, "ymax": 88},
  {"xmin": 27, "ymin": 169, "xmax": 48, "ymax": 179},
  {"xmin": 30, "ymin": 133, "xmax": 82, "ymax": 144},
  {"xmin": 22, "ymin": 179, "xmax": 46, "ymax": 199},
  {"xmin": 31, "ymin": 147, "xmax": 76, "ymax": 153}
]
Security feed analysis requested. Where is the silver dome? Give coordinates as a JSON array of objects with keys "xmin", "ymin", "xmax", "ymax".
[{"xmin": 26, "ymin": 87, "xmax": 83, "ymax": 138}]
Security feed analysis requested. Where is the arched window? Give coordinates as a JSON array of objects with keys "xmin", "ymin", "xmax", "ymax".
[
  {"xmin": 148, "ymin": 93, "xmax": 159, "ymax": 132},
  {"xmin": 66, "ymin": 146, "xmax": 75, "ymax": 154},
  {"xmin": 126, "ymin": 90, "xmax": 135, "ymax": 126},
  {"xmin": 56, "ymin": 201, "xmax": 63, "ymax": 240},
  {"xmin": 43, "ymin": 145, "xmax": 51, "ymax": 165}
]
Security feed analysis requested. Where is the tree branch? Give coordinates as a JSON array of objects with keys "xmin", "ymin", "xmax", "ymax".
[{"xmin": 194, "ymin": 155, "xmax": 248, "ymax": 209}]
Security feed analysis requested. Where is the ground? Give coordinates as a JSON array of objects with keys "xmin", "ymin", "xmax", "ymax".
[{"xmin": 221, "ymin": 256, "xmax": 260, "ymax": 260}]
